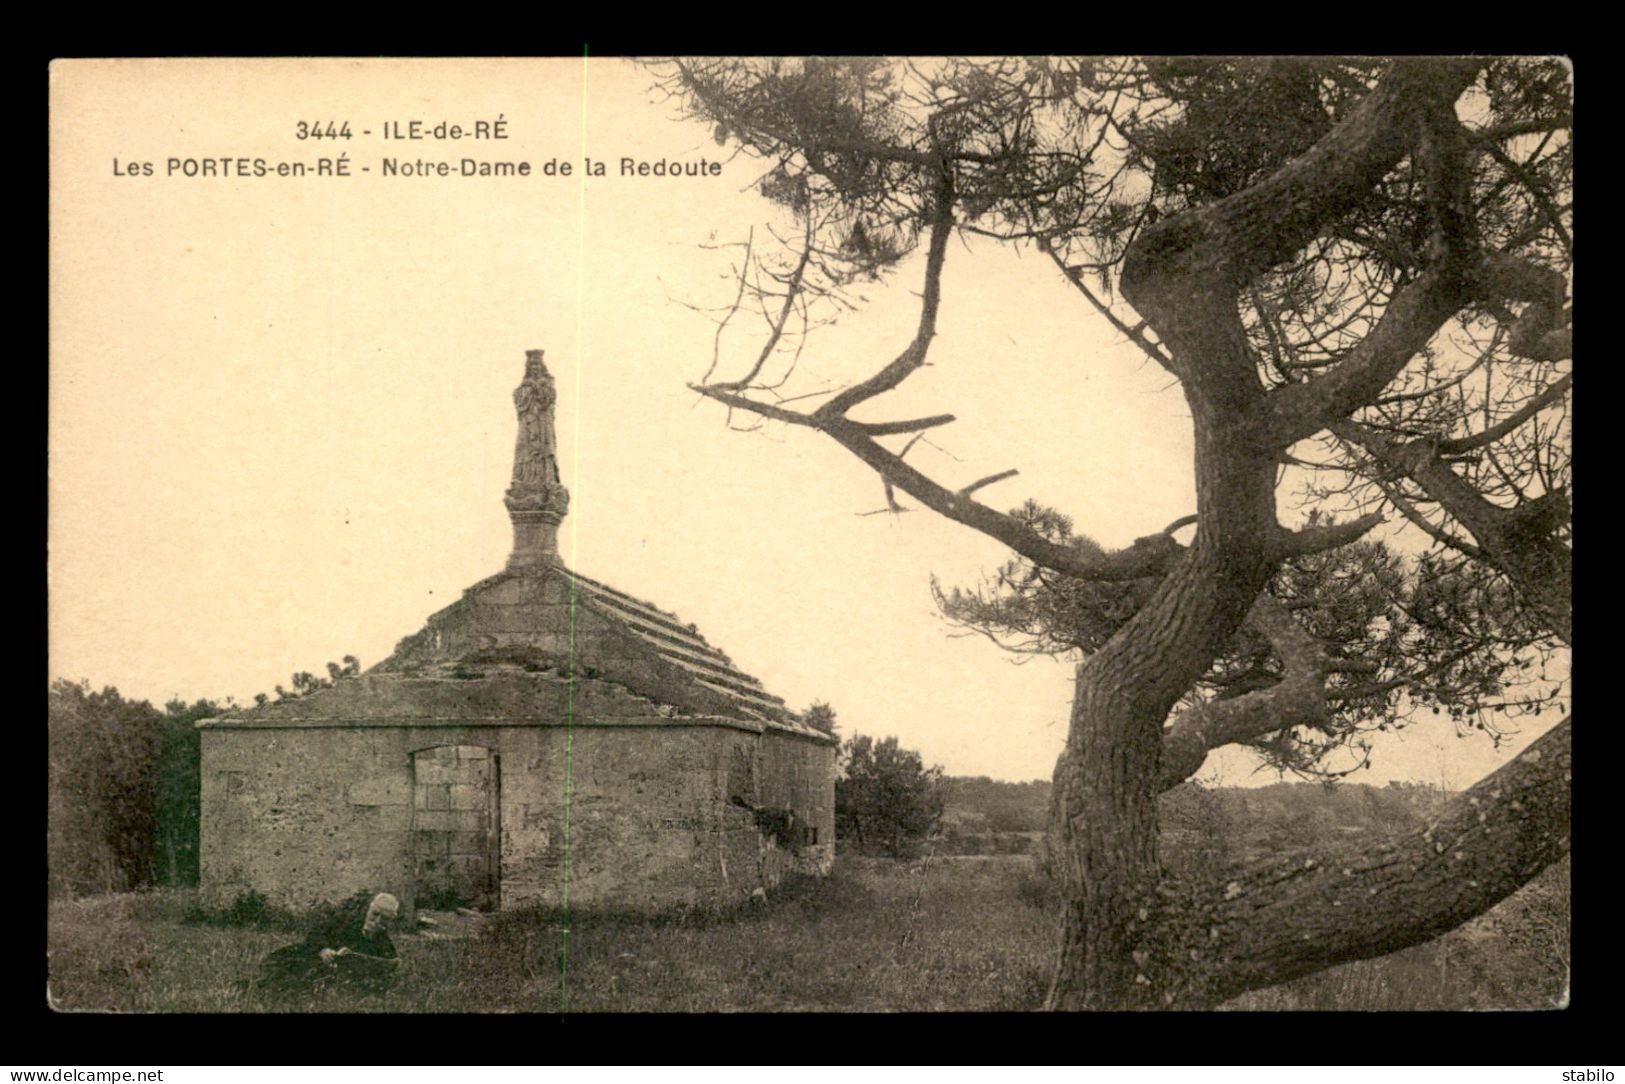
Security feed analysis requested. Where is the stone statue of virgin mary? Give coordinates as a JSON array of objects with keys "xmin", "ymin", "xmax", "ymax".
[
  {"xmin": 506, "ymin": 350, "xmax": 569, "ymax": 521},
  {"xmin": 512, "ymin": 350, "xmax": 560, "ymax": 488}
]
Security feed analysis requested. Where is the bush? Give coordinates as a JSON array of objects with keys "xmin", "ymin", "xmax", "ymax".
[{"xmin": 835, "ymin": 734, "xmax": 945, "ymax": 858}]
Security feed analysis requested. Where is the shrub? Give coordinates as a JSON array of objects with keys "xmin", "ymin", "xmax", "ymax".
[{"xmin": 836, "ymin": 734, "xmax": 945, "ymax": 858}]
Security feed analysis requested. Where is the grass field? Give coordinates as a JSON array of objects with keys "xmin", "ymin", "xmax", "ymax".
[{"xmin": 46, "ymin": 854, "xmax": 1566, "ymax": 1013}]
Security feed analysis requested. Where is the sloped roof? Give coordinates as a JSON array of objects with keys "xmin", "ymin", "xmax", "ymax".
[
  {"xmin": 570, "ymin": 571, "xmax": 829, "ymax": 741},
  {"xmin": 571, "ymin": 573, "xmax": 779, "ymax": 714},
  {"xmin": 201, "ymin": 560, "xmax": 832, "ymax": 742}
]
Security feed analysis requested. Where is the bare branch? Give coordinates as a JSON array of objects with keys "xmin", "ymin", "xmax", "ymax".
[
  {"xmin": 817, "ymin": 170, "xmax": 956, "ymax": 419},
  {"xmin": 710, "ymin": 220, "xmax": 816, "ymax": 392},
  {"xmin": 700, "ymin": 226, "xmax": 753, "ymax": 386},
  {"xmin": 822, "ymin": 417, "xmax": 1180, "ymax": 580},
  {"xmin": 1375, "ymin": 346, "xmax": 1489, "ymax": 406},
  {"xmin": 690, "ymin": 380, "xmax": 1181, "ymax": 582},
  {"xmin": 1372, "ymin": 474, "xmax": 1486, "ymax": 560},
  {"xmin": 957, "ymin": 469, "xmax": 1020, "ymax": 498},
  {"xmin": 1044, "ymin": 245, "xmax": 1174, "ymax": 371},
  {"xmin": 1435, "ymin": 374, "xmax": 1572, "ymax": 455},
  {"xmin": 1470, "ymin": 113, "xmax": 1572, "ymax": 145},
  {"xmin": 853, "ymin": 414, "xmax": 957, "ymax": 437},
  {"xmin": 882, "ymin": 476, "xmax": 905, "ymax": 513},
  {"xmin": 689, "ymin": 383, "xmax": 825, "ymax": 430}
]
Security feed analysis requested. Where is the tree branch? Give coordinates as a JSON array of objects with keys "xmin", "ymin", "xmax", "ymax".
[
  {"xmin": 1158, "ymin": 593, "xmax": 1333, "ymax": 791},
  {"xmin": 816, "ymin": 170, "xmax": 956, "ymax": 420},
  {"xmin": 823, "ymin": 417, "xmax": 1181, "ymax": 581},
  {"xmin": 1328, "ymin": 645, "xmax": 1483, "ymax": 703},
  {"xmin": 709, "ymin": 219, "xmax": 815, "ymax": 392},
  {"xmin": 1166, "ymin": 716, "xmax": 1570, "ymax": 1008},
  {"xmin": 1370, "ymin": 472, "xmax": 1487, "ymax": 560},
  {"xmin": 852, "ymin": 414, "xmax": 958, "ymax": 436},
  {"xmin": 1257, "ymin": 237, "xmax": 1570, "ymax": 449},
  {"xmin": 1122, "ymin": 59, "xmax": 1481, "ymax": 297},
  {"xmin": 1044, "ymin": 245, "xmax": 1174, "ymax": 372},
  {"xmin": 1481, "ymin": 139, "xmax": 1572, "ymax": 258},
  {"xmin": 958, "ymin": 469, "xmax": 1020, "ymax": 498},
  {"xmin": 1271, "ymin": 513, "xmax": 1384, "ymax": 559},
  {"xmin": 700, "ymin": 226, "xmax": 754, "ymax": 386},
  {"xmin": 690, "ymin": 383, "xmax": 1182, "ymax": 582},
  {"xmin": 1252, "ymin": 265, "xmax": 1472, "ymax": 449},
  {"xmin": 1251, "ymin": 102, "xmax": 1479, "ymax": 450},
  {"xmin": 1474, "ymin": 251, "xmax": 1571, "ymax": 362},
  {"xmin": 1336, "ymin": 421, "xmax": 1571, "ymax": 644},
  {"xmin": 689, "ymin": 385, "xmax": 824, "ymax": 429},
  {"xmin": 1471, "ymin": 113, "xmax": 1572, "ymax": 145},
  {"xmin": 1435, "ymin": 374, "xmax": 1572, "ymax": 455}
]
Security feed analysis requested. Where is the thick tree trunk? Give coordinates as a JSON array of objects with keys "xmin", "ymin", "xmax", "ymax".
[
  {"xmin": 1045, "ymin": 675, "xmax": 1163, "ymax": 1009},
  {"xmin": 1046, "ymin": 400, "xmax": 1282, "ymax": 1009},
  {"xmin": 1040, "ymin": 59, "xmax": 1559, "ymax": 1011}
]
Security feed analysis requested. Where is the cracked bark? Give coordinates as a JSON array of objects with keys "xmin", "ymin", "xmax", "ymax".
[{"xmin": 1160, "ymin": 717, "xmax": 1570, "ymax": 1009}]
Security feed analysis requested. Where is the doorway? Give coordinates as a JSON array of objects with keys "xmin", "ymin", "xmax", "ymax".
[{"xmin": 410, "ymin": 744, "xmax": 500, "ymax": 911}]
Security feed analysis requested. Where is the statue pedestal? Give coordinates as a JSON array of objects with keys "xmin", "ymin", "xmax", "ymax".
[{"xmin": 507, "ymin": 509, "xmax": 563, "ymax": 573}]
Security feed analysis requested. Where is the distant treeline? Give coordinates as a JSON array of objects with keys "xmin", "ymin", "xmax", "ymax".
[
  {"xmin": 48, "ymin": 680, "xmax": 215, "ymax": 898},
  {"xmin": 939, "ymin": 775, "xmax": 1458, "ymax": 858}
]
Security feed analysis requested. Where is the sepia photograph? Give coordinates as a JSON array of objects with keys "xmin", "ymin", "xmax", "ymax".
[{"xmin": 47, "ymin": 56, "xmax": 1571, "ymax": 1013}]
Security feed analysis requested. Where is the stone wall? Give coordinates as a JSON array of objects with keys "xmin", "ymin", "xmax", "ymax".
[
  {"xmin": 200, "ymin": 696, "xmax": 835, "ymax": 916},
  {"xmin": 202, "ymin": 724, "xmax": 415, "ymax": 912},
  {"xmin": 754, "ymin": 728, "xmax": 837, "ymax": 882}
]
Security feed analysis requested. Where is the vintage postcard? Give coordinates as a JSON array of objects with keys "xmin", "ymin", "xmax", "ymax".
[{"xmin": 48, "ymin": 57, "xmax": 1570, "ymax": 1013}]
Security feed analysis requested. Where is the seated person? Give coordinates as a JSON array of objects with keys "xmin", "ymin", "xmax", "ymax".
[{"xmin": 256, "ymin": 892, "xmax": 400, "ymax": 998}]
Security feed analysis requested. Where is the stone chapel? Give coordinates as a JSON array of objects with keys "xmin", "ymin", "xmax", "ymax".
[{"xmin": 198, "ymin": 351, "xmax": 836, "ymax": 917}]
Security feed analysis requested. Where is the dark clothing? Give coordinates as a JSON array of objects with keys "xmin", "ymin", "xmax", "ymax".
[{"xmin": 256, "ymin": 914, "xmax": 398, "ymax": 999}]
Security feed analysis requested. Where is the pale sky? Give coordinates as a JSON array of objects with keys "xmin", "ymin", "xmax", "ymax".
[{"xmin": 48, "ymin": 58, "xmax": 1562, "ymax": 786}]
